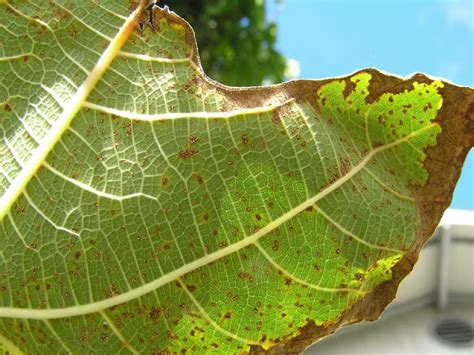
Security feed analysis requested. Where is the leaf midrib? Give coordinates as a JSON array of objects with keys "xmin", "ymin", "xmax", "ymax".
[
  {"xmin": 0, "ymin": 1, "xmax": 145, "ymax": 220},
  {"xmin": 0, "ymin": 123, "xmax": 436, "ymax": 320}
]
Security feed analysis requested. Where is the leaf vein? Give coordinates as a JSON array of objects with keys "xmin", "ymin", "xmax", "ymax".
[
  {"xmin": 0, "ymin": 124, "xmax": 436, "ymax": 319},
  {"xmin": 254, "ymin": 242, "xmax": 364, "ymax": 294}
]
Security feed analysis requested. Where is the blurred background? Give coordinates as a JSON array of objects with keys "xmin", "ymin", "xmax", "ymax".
[{"xmin": 161, "ymin": 0, "xmax": 473, "ymax": 353}]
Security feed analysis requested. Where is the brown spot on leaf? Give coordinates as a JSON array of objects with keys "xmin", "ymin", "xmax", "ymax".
[
  {"xmin": 328, "ymin": 174, "xmax": 338, "ymax": 184},
  {"xmin": 150, "ymin": 307, "xmax": 161, "ymax": 322},
  {"xmin": 272, "ymin": 240, "xmax": 279, "ymax": 251},
  {"xmin": 343, "ymin": 78, "xmax": 356, "ymax": 97},
  {"xmin": 194, "ymin": 174, "xmax": 204, "ymax": 185},
  {"xmin": 272, "ymin": 111, "xmax": 281, "ymax": 124},
  {"xmin": 340, "ymin": 157, "xmax": 351, "ymax": 176},
  {"xmin": 178, "ymin": 148, "xmax": 199, "ymax": 159}
]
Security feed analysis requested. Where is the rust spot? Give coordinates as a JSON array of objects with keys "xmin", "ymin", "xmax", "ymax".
[
  {"xmin": 194, "ymin": 174, "xmax": 204, "ymax": 185},
  {"xmin": 328, "ymin": 174, "xmax": 338, "ymax": 184},
  {"xmin": 241, "ymin": 134, "xmax": 249, "ymax": 145},
  {"xmin": 272, "ymin": 111, "xmax": 281, "ymax": 124},
  {"xmin": 4, "ymin": 103, "xmax": 12, "ymax": 112},
  {"xmin": 255, "ymin": 214, "xmax": 262, "ymax": 221},
  {"xmin": 340, "ymin": 157, "xmax": 351, "ymax": 176},
  {"xmin": 238, "ymin": 272, "xmax": 249, "ymax": 279},
  {"xmin": 224, "ymin": 312, "xmax": 232, "ymax": 319},
  {"xmin": 13, "ymin": 203, "xmax": 25, "ymax": 214},
  {"xmin": 161, "ymin": 176, "xmax": 169, "ymax": 187},
  {"xmin": 305, "ymin": 206, "xmax": 313, "ymax": 212},
  {"xmin": 189, "ymin": 135, "xmax": 199, "ymax": 144},
  {"xmin": 203, "ymin": 213, "xmax": 209, "ymax": 221},
  {"xmin": 150, "ymin": 307, "xmax": 161, "ymax": 322},
  {"xmin": 178, "ymin": 148, "xmax": 199, "ymax": 159},
  {"xmin": 167, "ymin": 331, "xmax": 177, "ymax": 340},
  {"xmin": 272, "ymin": 240, "xmax": 279, "ymax": 251},
  {"xmin": 74, "ymin": 251, "xmax": 81, "ymax": 259}
]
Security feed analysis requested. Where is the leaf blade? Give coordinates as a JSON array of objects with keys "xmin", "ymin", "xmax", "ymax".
[{"xmin": 0, "ymin": 2, "xmax": 472, "ymax": 353}]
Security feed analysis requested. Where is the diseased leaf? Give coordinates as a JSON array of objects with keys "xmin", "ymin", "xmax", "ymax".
[{"xmin": 0, "ymin": 1, "xmax": 472, "ymax": 353}]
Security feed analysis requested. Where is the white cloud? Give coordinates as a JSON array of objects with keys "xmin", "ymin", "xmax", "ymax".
[
  {"xmin": 445, "ymin": 1, "xmax": 474, "ymax": 31},
  {"xmin": 285, "ymin": 59, "xmax": 301, "ymax": 79}
]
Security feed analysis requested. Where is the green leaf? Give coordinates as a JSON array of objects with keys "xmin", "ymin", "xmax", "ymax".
[{"xmin": 0, "ymin": 1, "xmax": 472, "ymax": 353}]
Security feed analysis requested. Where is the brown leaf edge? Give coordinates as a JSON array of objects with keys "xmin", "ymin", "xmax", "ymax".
[
  {"xmin": 138, "ymin": 4, "xmax": 474, "ymax": 354},
  {"xmin": 256, "ymin": 80, "xmax": 474, "ymax": 354}
]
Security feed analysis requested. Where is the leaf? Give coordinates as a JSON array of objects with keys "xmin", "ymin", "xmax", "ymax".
[{"xmin": 0, "ymin": 1, "xmax": 472, "ymax": 353}]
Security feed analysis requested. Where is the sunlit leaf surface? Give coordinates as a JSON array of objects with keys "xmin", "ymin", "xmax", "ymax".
[{"xmin": 0, "ymin": 1, "xmax": 472, "ymax": 353}]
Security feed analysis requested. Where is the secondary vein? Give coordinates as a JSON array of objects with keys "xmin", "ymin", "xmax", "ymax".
[{"xmin": 0, "ymin": 0, "xmax": 147, "ymax": 220}]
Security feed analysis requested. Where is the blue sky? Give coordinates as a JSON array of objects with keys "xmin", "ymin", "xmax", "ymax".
[{"xmin": 267, "ymin": 0, "xmax": 473, "ymax": 209}]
